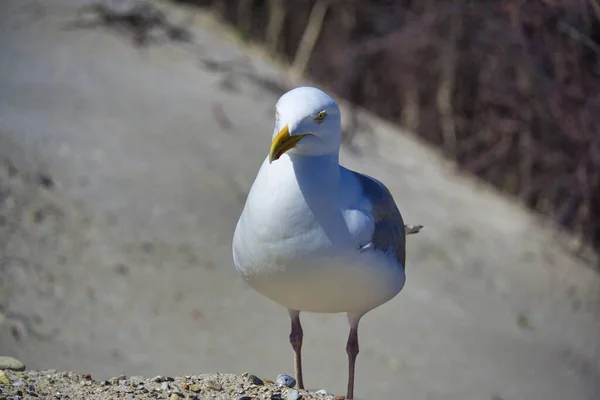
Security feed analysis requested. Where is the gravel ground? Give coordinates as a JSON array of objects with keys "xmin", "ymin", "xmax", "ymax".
[{"xmin": 0, "ymin": 367, "xmax": 338, "ymax": 400}]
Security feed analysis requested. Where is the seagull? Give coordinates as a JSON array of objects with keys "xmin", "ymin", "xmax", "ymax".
[{"xmin": 233, "ymin": 86, "xmax": 421, "ymax": 399}]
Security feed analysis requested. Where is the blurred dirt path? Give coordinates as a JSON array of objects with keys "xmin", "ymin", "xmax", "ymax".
[{"xmin": 0, "ymin": 1, "xmax": 599, "ymax": 399}]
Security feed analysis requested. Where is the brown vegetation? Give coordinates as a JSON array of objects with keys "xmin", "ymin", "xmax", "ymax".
[{"xmin": 176, "ymin": 0, "xmax": 600, "ymax": 258}]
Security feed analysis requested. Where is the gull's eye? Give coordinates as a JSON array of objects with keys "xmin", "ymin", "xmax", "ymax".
[{"xmin": 315, "ymin": 110, "xmax": 327, "ymax": 124}]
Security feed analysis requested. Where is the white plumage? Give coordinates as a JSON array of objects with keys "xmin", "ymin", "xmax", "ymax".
[
  {"xmin": 233, "ymin": 154, "xmax": 406, "ymax": 313},
  {"xmin": 233, "ymin": 86, "xmax": 418, "ymax": 400}
]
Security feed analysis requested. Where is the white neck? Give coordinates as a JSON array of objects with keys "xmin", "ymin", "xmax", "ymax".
[
  {"xmin": 287, "ymin": 152, "xmax": 354, "ymax": 246},
  {"xmin": 288, "ymin": 152, "xmax": 340, "ymax": 196}
]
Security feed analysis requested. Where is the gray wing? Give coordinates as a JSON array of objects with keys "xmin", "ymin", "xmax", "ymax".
[{"xmin": 347, "ymin": 168, "xmax": 407, "ymax": 269}]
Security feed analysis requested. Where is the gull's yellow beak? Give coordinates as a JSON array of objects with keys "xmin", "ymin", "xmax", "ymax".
[{"xmin": 268, "ymin": 125, "xmax": 306, "ymax": 163}]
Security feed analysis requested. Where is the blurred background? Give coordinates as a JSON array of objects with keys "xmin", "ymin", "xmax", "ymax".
[{"xmin": 0, "ymin": 0, "xmax": 599, "ymax": 399}]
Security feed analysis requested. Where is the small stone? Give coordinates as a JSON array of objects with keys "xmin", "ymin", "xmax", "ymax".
[
  {"xmin": 205, "ymin": 379, "xmax": 222, "ymax": 391},
  {"xmin": 181, "ymin": 383, "xmax": 189, "ymax": 390},
  {"xmin": 315, "ymin": 389, "xmax": 329, "ymax": 396},
  {"xmin": 13, "ymin": 380, "xmax": 26, "ymax": 387},
  {"xmin": 276, "ymin": 374, "xmax": 296, "ymax": 388},
  {"xmin": 38, "ymin": 174, "xmax": 54, "ymax": 189},
  {"xmin": 151, "ymin": 375, "xmax": 164, "ymax": 383},
  {"xmin": 102, "ymin": 380, "xmax": 110, "ymax": 386},
  {"xmin": 286, "ymin": 389, "xmax": 301, "ymax": 400},
  {"xmin": 0, "ymin": 370, "xmax": 10, "ymax": 385},
  {"xmin": 169, "ymin": 393, "xmax": 180, "ymax": 400},
  {"xmin": 129, "ymin": 376, "xmax": 144, "ymax": 384},
  {"xmin": 114, "ymin": 264, "xmax": 129, "ymax": 276},
  {"xmin": 238, "ymin": 396, "xmax": 252, "ymax": 400},
  {"xmin": 189, "ymin": 384, "xmax": 201, "ymax": 393},
  {"xmin": 0, "ymin": 357, "xmax": 25, "ymax": 371},
  {"xmin": 141, "ymin": 241, "xmax": 154, "ymax": 253},
  {"xmin": 161, "ymin": 382, "xmax": 170, "ymax": 391},
  {"xmin": 247, "ymin": 375, "xmax": 264, "ymax": 386},
  {"xmin": 165, "ymin": 376, "xmax": 175, "ymax": 382}
]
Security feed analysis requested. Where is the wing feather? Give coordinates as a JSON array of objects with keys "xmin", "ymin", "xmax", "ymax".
[{"xmin": 345, "ymin": 168, "xmax": 406, "ymax": 268}]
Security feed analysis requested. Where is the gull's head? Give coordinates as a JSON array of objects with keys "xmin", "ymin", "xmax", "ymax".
[{"xmin": 269, "ymin": 86, "xmax": 341, "ymax": 163}]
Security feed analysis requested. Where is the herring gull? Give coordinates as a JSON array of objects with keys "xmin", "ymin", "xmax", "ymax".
[{"xmin": 233, "ymin": 86, "xmax": 421, "ymax": 399}]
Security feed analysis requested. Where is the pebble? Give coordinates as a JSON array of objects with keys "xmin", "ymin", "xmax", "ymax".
[
  {"xmin": 114, "ymin": 263, "xmax": 129, "ymax": 276},
  {"xmin": 0, "ymin": 357, "xmax": 25, "ymax": 371},
  {"xmin": 0, "ymin": 370, "xmax": 10, "ymax": 385},
  {"xmin": 247, "ymin": 374, "xmax": 264, "ymax": 386},
  {"xmin": 110, "ymin": 375, "xmax": 127, "ymax": 383},
  {"xmin": 315, "ymin": 389, "xmax": 329, "ymax": 395},
  {"xmin": 286, "ymin": 388, "xmax": 301, "ymax": 400},
  {"xmin": 151, "ymin": 375, "xmax": 165, "ymax": 382},
  {"xmin": 189, "ymin": 384, "xmax": 201, "ymax": 393},
  {"xmin": 161, "ymin": 382, "xmax": 170, "ymax": 391},
  {"xmin": 205, "ymin": 379, "xmax": 222, "ymax": 391},
  {"xmin": 169, "ymin": 393, "xmax": 180, "ymax": 400},
  {"xmin": 13, "ymin": 381, "xmax": 26, "ymax": 388},
  {"xmin": 276, "ymin": 374, "xmax": 296, "ymax": 388},
  {"xmin": 237, "ymin": 397, "xmax": 253, "ymax": 400},
  {"xmin": 129, "ymin": 375, "xmax": 144, "ymax": 384}
]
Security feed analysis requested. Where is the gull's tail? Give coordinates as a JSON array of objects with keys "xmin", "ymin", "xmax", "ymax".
[{"xmin": 405, "ymin": 224, "xmax": 423, "ymax": 235}]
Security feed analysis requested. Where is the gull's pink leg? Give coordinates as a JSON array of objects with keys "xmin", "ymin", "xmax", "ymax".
[
  {"xmin": 289, "ymin": 309, "xmax": 304, "ymax": 389},
  {"xmin": 346, "ymin": 313, "xmax": 362, "ymax": 400}
]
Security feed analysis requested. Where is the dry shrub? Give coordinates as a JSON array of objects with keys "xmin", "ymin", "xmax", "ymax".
[{"xmin": 176, "ymin": 0, "xmax": 600, "ymax": 257}]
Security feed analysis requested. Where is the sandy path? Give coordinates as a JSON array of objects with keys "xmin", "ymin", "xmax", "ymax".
[{"xmin": 0, "ymin": 1, "xmax": 599, "ymax": 399}]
